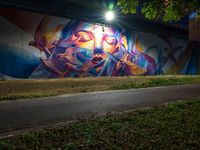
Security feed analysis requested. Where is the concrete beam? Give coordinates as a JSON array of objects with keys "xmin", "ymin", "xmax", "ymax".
[{"xmin": 0, "ymin": 0, "xmax": 188, "ymax": 39}]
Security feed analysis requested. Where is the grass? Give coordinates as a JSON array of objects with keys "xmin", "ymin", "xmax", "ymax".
[
  {"xmin": 1, "ymin": 98, "xmax": 200, "ymax": 149},
  {"xmin": 0, "ymin": 75, "xmax": 200, "ymax": 101}
]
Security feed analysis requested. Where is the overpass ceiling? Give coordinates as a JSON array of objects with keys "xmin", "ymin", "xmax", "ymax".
[{"xmin": 0, "ymin": 0, "xmax": 188, "ymax": 39}]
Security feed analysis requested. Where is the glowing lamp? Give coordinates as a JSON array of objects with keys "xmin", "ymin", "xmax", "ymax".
[{"xmin": 105, "ymin": 10, "xmax": 115, "ymax": 21}]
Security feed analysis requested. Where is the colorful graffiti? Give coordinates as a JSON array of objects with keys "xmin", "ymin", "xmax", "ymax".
[
  {"xmin": 0, "ymin": 8, "xmax": 199, "ymax": 78},
  {"xmin": 30, "ymin": 18, "xmax": 158, "ymax": 78}
]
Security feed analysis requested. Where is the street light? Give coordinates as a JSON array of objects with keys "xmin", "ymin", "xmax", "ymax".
[
  {"xmin": 105, "ymin": 10, "xmax": 115, "ymax": 22},
  {"xmin": 102, "ymin": 10, "xmax": 115, "ymax": 32}
]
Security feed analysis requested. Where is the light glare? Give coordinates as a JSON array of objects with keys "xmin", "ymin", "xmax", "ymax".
[{"xmin": 105, "ymin": 11, "xmax": 115, "ymax": 21}]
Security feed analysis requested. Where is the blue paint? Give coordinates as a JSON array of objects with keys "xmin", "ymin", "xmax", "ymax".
[{"xmin": 0, "ymin": 44, "xmax": 40, "ymax": 78}]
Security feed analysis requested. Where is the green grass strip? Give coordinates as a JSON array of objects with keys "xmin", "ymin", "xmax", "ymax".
[{"xmin": 0, "ymin": 76, "xmax": 200, "ymax": 101}]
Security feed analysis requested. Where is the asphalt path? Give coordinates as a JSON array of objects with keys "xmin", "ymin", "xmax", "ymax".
[{"xmin": 0, "ymin": 84, "xmax": 200, "ymax": 137}]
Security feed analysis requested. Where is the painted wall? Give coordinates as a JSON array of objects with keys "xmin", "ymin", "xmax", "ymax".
[{"xmin": 0, "ymin": 8, "xmax": 199, "ymax": 78}]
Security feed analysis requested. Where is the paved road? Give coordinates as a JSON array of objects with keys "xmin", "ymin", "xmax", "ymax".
[{"xmin": 0, "ymin": 84, "xmax": 200, "ymax": 136}]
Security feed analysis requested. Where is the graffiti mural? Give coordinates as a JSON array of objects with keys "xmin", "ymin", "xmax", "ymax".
[{"xmin": 0, "ymin": 8, "xmax": 199, "ymax": 78}]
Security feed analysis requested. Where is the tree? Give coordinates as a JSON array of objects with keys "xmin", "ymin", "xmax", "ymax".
[{"xmin": 117, "ymin": 0, "xmax": 200, "ymax": 22}]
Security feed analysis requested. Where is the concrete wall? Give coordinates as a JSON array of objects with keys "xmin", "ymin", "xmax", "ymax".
[{"xmin": 0, "ymin": 8, "xmax": 199, "ymax": 78}]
